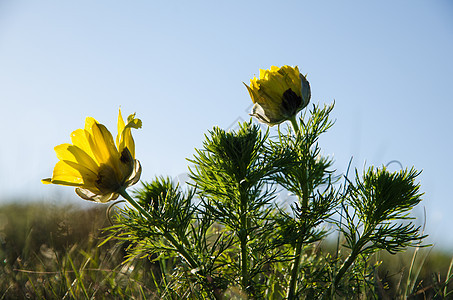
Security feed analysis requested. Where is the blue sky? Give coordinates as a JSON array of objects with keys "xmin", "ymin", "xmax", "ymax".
[{"xmin": 1, "ymin": 1, "xmax": 452, "ymax": 249}]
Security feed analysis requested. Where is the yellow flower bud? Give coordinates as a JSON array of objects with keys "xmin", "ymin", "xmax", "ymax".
[
  {"xmin": 244, "ymin": 65, "xmax": 311, "ymax": 126},
  {"xmin": 42, "ymin": 109, "xmax": 142, "ymax": 203}
]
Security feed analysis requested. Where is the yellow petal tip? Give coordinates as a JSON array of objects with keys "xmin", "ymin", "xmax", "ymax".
[{"xmin": 42, "ymin": 178, "xmax": 52, "ymax": 184}]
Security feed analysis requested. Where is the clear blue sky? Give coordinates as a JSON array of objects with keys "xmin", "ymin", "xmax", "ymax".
[{"xmin": 1, "ymin": 1, "xmax": 452, "ymax": 249}]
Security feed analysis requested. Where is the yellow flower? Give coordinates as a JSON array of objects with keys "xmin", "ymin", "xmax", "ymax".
[
  {"xmin": 42, "ymin": 109, "xmax": 142, "ymax": 203},
  {"xmin": 244, "ymin": 65, "xmax": 311, "ymax": 126}
]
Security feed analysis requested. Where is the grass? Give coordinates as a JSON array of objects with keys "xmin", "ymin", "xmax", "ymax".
[
  {"xmin": 0, "ymin": 201, "xmax": 158, "ymax": 299},
  {"xmin": 0, "ymin": 201, "xmax": 451, "ymax": 299}
]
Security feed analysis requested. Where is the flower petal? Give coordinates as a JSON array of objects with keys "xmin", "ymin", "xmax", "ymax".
[
  {"xmin": 88, "ymin": 122, "xmax": 120, "ymax": 166},
  {"xmin": 62, "ymin": 160, "xmax": 99, "ymax": 188},
  {"xmin": 76, "ymin": 188, "xmax": 119, "ymax": 203},
  {"xmin": 124, "ymin": 159, "xmax": 142, "ymax": 187},
  {"xmin": 47, "ymin": 161, "xmax": 85, "ymax": 186},
  {"xmin": 54, "ymin": 144, "xmax": 98, "ymax": 172},
  {"xmin": 116, "ymin": 108, "xmax": 126, "ymax": 147},
  {"xmin": 41, "ymin": 178, "xmax": 52, "ymax": 184},
  {"xmin": 117, "ymin": 111, "xmax": 142, "ymax": 158},
  {"xmin": 71, "ymin": 128, "xmax": 95, "ymax": 160},
  {"xmin": 243, "ymin": 82, "xmax": 258, "ymax": 104}
]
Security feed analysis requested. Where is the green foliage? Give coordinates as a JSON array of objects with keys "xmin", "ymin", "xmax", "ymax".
[
  {"xmin": 0, "ymin": 202, "xmax": 162, "ymax": 299},
  {"xmin": 188, "ymin": 122, "xmax": 277, "ymax": 226},
  {"xmin": 188, "ymin": 122, "xmax": 304, "ymax": 296},
  {"xmin": 0, "ymin": 203, "xmax": 451, "ymax": 299},
  {"xmin": 100, "ymin": 102, "xmax": 441, "ymax": 299},
  {"xmin": 7, "ymin": 101, "xmax": 451, "ymax": 298},
  {"xmin": 270, "ymin": 104, "xmax": 339, "ymax": 246},
  {"xmin": 327, "ymin": 166, "xmax": 428, "ymax": 295},
  {"xmin": 345, "ymin": 167, "xmax": 425, "ymax": 254},
  {"xmin": 271, "ymin": 103, "xmax": 336, "ymax": 199},
  {"xmin": 134, "ymin": 176, "xmax": 196, "ymax": 245}
]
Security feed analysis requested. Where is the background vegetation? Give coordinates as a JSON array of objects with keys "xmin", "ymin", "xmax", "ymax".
[{"xmin": 0, "ymin": 201, "xmax": 451, "ymax": 299}]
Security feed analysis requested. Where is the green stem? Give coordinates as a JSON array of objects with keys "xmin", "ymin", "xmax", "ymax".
[
  {"xmin": 240, "ymin": 228, "xmax": 248, "ymax": 291},
  {"xmin": 119, "ymin": 187, "xmax": 153, "ymax": 220},
  {"xmin": 333, "ymin": 248, "xmax": 360, "ymax": 288},
  {"xmin": 287, "ymin": 189, "xmax": 309, "ymax": 299},
  {"xmin": 331, "ymin": 231, "xmax": 371, "ymax": 292},
  {"xmin": 289, "ymin": 116, "xmax": 300, "ymax": 134},
  {"xmin": 287, "ymin": 239, "xmax": 304, "ymax": 300},
  {"xmin": 239, "ymin": 193, "xmax": 249, "ymax": 293},
  {"xmin": 288, "ymin": 149, "xmax": 310, "ymax": 299}
]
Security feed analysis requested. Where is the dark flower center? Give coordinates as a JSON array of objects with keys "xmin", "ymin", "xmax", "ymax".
[
  {"xmin": 120, "ymin": 147, "xmax": 133, "ymax": 164},
  {"xmin": 281, "ymin": 88, "xmax": 302, "ymax": 116},
  {"xmin": 95, "ymin": 164, "xmax": 120, "ymax": 192}
]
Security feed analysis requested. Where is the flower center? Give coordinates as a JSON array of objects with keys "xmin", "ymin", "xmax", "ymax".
[
  {"xmin": 281, "ymin": 88, "xmax": 302, "ymax": 116},
  {"xmin": 95, "ymin": 164, "xmax": 120, "ymax": 193}
]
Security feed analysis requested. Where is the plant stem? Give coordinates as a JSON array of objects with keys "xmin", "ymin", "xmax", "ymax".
[
  {"xmin": 287, "ymin": 239, "xmax": 304, "ymax": 300},
  {"xmin": 333, "ymin": 245, "xmax": 361, "ymax": 287},
  {"xmin": 239, "ymin": 192, "xmax": 249, "ymax": 293},
  {"xmin": 289, "ymin": 116, "xmax": 299, "ymax": 134},
  {"xmin": 118, "ymin": 187, "xmax": 153, "ymax": 220},
  {"xmin": 287, "ymin": 116, "xmax": 310, "ymax": 299},
  {"xmin": 287, "ymin": 187, "xmax": 309, "ymax": 299},
  {"xmin": 331, "ymin": 231, "xmax": 370, "ymax": 291},
  {"xmin": 240, "ymin": 228, "xmax": 248, "ymax": 290}
]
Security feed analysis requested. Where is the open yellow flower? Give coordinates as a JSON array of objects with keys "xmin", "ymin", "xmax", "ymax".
[
  {"xmin": 42, "ymin": 109, "xmax": 142, "ymax": 203},
  {"xmin": 244, "ymin": 65, "xmax": 311, "ymax": 126}
]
